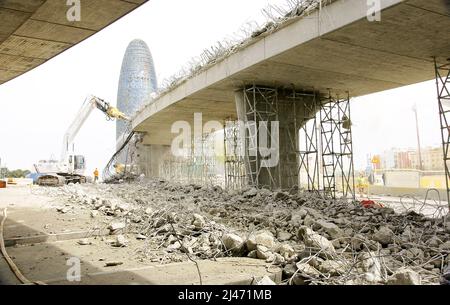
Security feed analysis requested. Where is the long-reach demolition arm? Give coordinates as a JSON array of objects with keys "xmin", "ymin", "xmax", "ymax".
[
  {"xmin": 60, "ymin": 95, "xmax": 130, "ymax": 161},
  {"xmin": 93, "ymin": 96, "xmax": 130, "ymax": 122}
]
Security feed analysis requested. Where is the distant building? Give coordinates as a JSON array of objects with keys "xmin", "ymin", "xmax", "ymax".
[
  {"xmin": 410, "ymin": 147, "xmax": 444, "ymax": 171},
  {"xmin": 116, "ymin": 39, "xmax": 158, "ymax": 140},
  {"xmin": 376, "ymin": 146, "xmax": 444, "ymax": 171}
]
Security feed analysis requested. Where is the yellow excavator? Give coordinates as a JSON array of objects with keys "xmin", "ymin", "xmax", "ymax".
[{"xmin": 35, "ymin": 95, "xmax": 129, "ymax": 186}]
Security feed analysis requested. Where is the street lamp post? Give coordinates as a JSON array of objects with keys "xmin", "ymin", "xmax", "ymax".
[{"xmin": 412, "ymin": 104, "xmax": 423, "ymax": 170}]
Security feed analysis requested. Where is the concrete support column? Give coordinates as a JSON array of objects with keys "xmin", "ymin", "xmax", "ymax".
[
  {"xmin": 136, "ymin": 143, "xmax": 171, "ymax": 178},
  {"xmin": 234, "ymin": 87, "xmax": 319, "ymax": 190},
  {"xmin": 278, "ymin": 93, "xmax": 319, "ymax": 189},
  {"xmin": 234, "ymin": 90, "xmax": 253, "ymax": 186}
]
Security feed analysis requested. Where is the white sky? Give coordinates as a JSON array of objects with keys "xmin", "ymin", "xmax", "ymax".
[{"xmin": 0, "ymin": 0, "xmax": 442, "ymax": 175}]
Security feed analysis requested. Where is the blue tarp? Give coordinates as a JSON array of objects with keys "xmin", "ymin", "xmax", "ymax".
[{"xmin": 26, "ymin": 173, "xmax": 45, "ymax": 184}]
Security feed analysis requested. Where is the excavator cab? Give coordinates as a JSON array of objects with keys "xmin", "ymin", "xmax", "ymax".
[
  {"xmin": 67, "ymin": 154, "xmax": 86, "ymax": 174},
  {"xmin": 74, "ymin": 155, "xmax": 86, "ymax": 171}
]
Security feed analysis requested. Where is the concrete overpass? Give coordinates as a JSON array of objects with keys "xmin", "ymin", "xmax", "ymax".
[
  {"xmin": 0, "ymin": 0, "xmax": 148, "ymax": 85},
  {"xmin": 133, "ymin": 0, "xmax": 450, "ymax": 146}
]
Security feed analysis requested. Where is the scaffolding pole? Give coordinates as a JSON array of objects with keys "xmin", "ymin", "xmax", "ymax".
[
  {"xmin": 434, "ymin": 57, "xmax": 450, "ymax": 206},
  {"xmin": 319, "ymin": 92, "xmax": 355, "ymax": 200},
  {"xmin": 224, "ymin": 120, "xmax": 247, "ymax": 190},
  {"xmin": 287, "ymin": 90, "xmax": 320, "ymax": 192},
  {"xmin": 243, "ymin": 85, "xmax": 280, "ymax": 189},
  {"xmin": 160, "ymin": 133, "xmax": 217, "ymax": 186}
]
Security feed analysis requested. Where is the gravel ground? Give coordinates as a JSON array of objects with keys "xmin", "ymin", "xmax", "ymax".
[{"xmin": 37, "ymin": 178, "xmax": 450, "ymax": 285}]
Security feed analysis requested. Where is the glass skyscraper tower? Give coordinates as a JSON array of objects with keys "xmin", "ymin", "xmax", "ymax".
[{"xmin": 116, "ymin": 39, "xmax": 157, "ymax": 140}]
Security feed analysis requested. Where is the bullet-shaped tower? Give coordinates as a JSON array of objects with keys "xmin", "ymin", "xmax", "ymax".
[{"xmin": 116, "ymin": 39, "xmax": 157, "ymax": 140}]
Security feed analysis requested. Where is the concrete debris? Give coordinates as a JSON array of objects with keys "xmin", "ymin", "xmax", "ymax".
[
  {"xmin": 105, "ymin": 261, "xmax": 123, "ymax": 267},
  {"xmin": 243, "ymin": 187, "xmax": 258, "ymax": 198},
  {"xmin": 135, "ymin": 234, "xmax": 147, "ymax": 240},
  {"xmin": 108, "ymin": 222, "xmax": 126, "ymax": 233},
  {"xmin": 255, "ymin": 276, "xmax": 276, "ymax": 285},
  {"xmin": 441, "ymin": 265, "xmax": 450, "ymax": 285},
  {"xmin": 298, "ymin": 226, "xmax": 336, "ymax": 258},
  {"xmin": 314, "ymin": 219, "xmax": 344, "ymax": 240},
  {"xmin": 77, "ymin": 238, "xmax": 92, "ymax": 246},
  {"xmin": 42, "ymin": 179, "xmax": 450, "ymax": 285},
  {"xmin": 358, "ymin": 252, "xmax": 383, "ymax": 283},
  {"xmin": 192, "ymin": 213, "xmax": 206, "ymax": 230},
  {"xmin": 296, "ymin": 262, "xmax": 321, "ymax": 277},
  {"xmin": 387, "ymin": 268, "xmax": 421, "ymax": 285},
  {"xmin": 56, "ymin": 206, "xmax": 71, "ymax": 214},
  {"xmin": 439, "ymin": 241, "xmax": 450, "ymax": 251},
  {"xmin": 318, "ymin": 260, "xmax": 346, "ymax": 276},
  {"xmin": 117, "ymin": 203, "xmax": 130, "ymax": 212},
  {"xmin": 246, "ymin": 230, "xmax": 275, "ymax": 251},
  {"xmin": 372, "ymin": 226, "xmax": 395, "ymax": 246},
  {"xmin": 114, "ymin": 234, "xmax": 128, "ymax": 247},
  {"xmin": 277, "ymin": 244, "xmax": 295, "ymax": 259},
  {"xmin": 222, "ymin": 233, "xmax": 244, "ymax": 253},
  {"xmin": 277, "ymin": 231, "xmax": 292, "ymax": 242},
  {"xmin": 256, "ymin": 245, "xmax": 273, "ymax": 260}
]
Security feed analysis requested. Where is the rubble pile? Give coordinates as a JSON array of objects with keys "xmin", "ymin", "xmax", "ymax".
[{"xmin": 41, "ymin": 179, "xmax": 449, "ymax": 285}]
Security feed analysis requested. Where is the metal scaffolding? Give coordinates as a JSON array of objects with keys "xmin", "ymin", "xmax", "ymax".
[
  {"xmin": 224, "ymin": 120, "xmax": 247, "ymax": 190},
  {"xmin": 243, "ymin": 85, "xmax": 281, "ymax": 189},
  {"xmin": 286, "ymin": 90, "xmax": 320, "ymax": 192},
  {"xmin": 434, "ymin": 58, "xmax": 450, "ymax": 205},
  {"xmin": 159, "ymin": 133, "xmax": 218, "ymax": 186},
  {"xmin": 319, "ymin": 92, "xmax": 355, "ymax": 199}
]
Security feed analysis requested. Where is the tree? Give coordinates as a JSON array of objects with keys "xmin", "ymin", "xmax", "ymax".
[{"xmin": 1, "ymin": 168, "xmax": 31, "ymax": 178}]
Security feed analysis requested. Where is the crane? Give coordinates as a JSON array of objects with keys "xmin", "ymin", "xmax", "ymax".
[{"xmin": 35, "ymin": 96, "xmax": 129, "ymax": 186}]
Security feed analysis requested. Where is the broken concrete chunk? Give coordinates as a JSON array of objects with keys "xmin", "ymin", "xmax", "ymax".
[
  {"xmin": 372, "ymin": 226, "xmax": 394, "ymax": 246},
  {"xmin": 247, "ymin": 250, "xmax": 258, "ymax": 259},
  {"xmin": 256, "ymin": 245, "xmax": 273, "ymax": 260},
  {"xmin": 318, "ymin": 260, "xmax": 346, "ymax": 276},
  {"xmin": 135, "ymin": 234, "xmax": 147, "ymax": 240},
  {"xmin": 426, "ymin": 236, "xmax": 442, "ymax": 248},
  {"xmin": 108, "ymin": 222, "xmax": 126, "ymax": 232},
  {"xmin": 145, "ymin": 207, "xmax": 153, "ymax": 215},
  {"xmin": 277, "ymin": 244, "xmax": 295, "ymax": 259},
  {"xmin": 117, "ymin": 203, "xmax": 130, "ymax": 212},
  {"xmin": 105, "ymin": 261, "xmax": 123, "ymax": 267},
  {"xmin": 270, "ymin": 253, "xmax": 285, "ymax": 265},
  {"xmin": 90, "ymin": 210, "xmax": 99, "ymax": 218},
  {"xmin": 304, "ymin": 207, "xmax": 323, "ymax": 219},
  {"xmin": 114, "ymin": 234, "xmax": 128, "ymax": 247},
  {"xmin": 222, "ymin": 233, "xmax": 244, "ymax": 252},
  {"xmin": 298, "ymin": 226, "xmax": 336, "ymax": 257},
  {"xmin": 351, "ymin": 234, "xmax": 367, "ymax": 251},
  {"xmin": 77, "ymin": 238, "xmax": 91, "ymax": 246},
  {"xmin": 387, "ymin": 268, "xmax": 421, "ymax": 285},
  {"xmin": 192, "ymin": 213, "xmax": 206, "ymax": 229},
  {"xmin": 277, "ymin": 231, "xmax": 292, "ymax": 241},
  {"xmin": 94, "ymin": 201, "xmax": 103, "ymax": 209},
  {"xmin": 283, "ymin": 263, "xmax": 297, "ymax": 278},
  {"xmin": 274, "ymin": 191, "xmax": 290, "ymax": 201},
  {"xmin": 243, "ymin": 188, "xmax": 258, "ymax": 198},
  {"xmin": 255, "ymin": 276, "xmax": 276, "ymax": 285},
  {"xmin": 296, "ymin": 262, "xmax": 321, "ymax": 277},
  {"xmin": 315, "ymin": 219, "xmax": 344, "ymax": 239},
  {"xmin": 303, "ymin": 214, "xmax": 314, "ymax": 227},
  {"xmin": 439, "ymin": 241, "xmax": 450, "ymax": 251},
  {"xmin": 56, "ymin": 206, "xmax": 71, "ymax": 214},
  {"xmin": 167, "ymin": 241, "xmax": 182, "ymax": 251},
  {"xmin": 358, "ymin": 252, "xmax": 383, "ymax": 283},
  {"xmin": 246, "ymin": 230, "xmax": 275, "ymax": 251}
]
